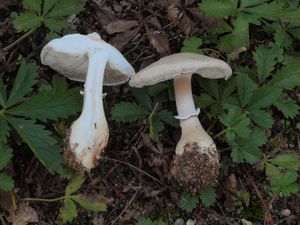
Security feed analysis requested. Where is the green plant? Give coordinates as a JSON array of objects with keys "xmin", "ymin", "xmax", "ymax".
[
  {"xmin": 0, "ymin": 145, "xmax": 13, "ymax": 190},
  {"xmin": 0, "ymin": 60, "xmax": 82, "ymax": 185},
  {"xmin": 180, "ymin": 187, "xmax": 216, "ymax": 212},
  {"xmin": 181, "ymin": 36, "xmax": 203, "ymax": 54},
  {"xmin": 136, "ymin": 217, "xmax": 166, "ymax": 225},
  {"xmin": 111, "ymin": 85, "xmax": 177, "ymax": 140},
  {"xmin": 199, "ymin": 0, "xmax": 300, "ymax": 52},
  {"xmin": 11, "ymin": 0, "xmax": 85, "ymax": 39}
]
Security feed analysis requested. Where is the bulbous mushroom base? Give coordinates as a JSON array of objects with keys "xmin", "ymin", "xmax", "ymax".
[
  {"xmin": 64, "ymin": 128, "xmax": 109, "ymax": 171},
  {"xmin": 170, "ymin": 142, "xmax": 219, "ymax": 193}
]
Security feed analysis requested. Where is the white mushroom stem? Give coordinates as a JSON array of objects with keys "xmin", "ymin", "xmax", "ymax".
[
  {"xmin": 68, "ymin": 50, "xmax": 109, "ymax": 169},
  {"xmin": 173, "ymin": 75, "xmax": 214, "ymax": 155}
]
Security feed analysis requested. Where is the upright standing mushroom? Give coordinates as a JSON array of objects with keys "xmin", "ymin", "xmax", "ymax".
[
  {"xmin": 130, "ymin": 53, "xmax": 232, "ymax": 192},
  {"xmin": 41, "ymin": 33, "xmax": 135, "ymax": 170}
]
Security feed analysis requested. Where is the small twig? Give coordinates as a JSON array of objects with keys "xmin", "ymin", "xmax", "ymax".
[
  {"xmin": 9, "ymin": 190, "xmax": 17, "ymax": 210},
  {"xmin": 111, "ymin": 189, "xmax": 139, "ymax": 225},
  {"xmin": 243, "ymin": 165, "xmax": 274, "ymax": 225},
  {"xmin": 105, "ymin": 157, "xmax": 163, "ymax": 185},
  {"xmin": 213, "ymin": 129, "xmax": 227, "ymax": 139},
  {"xmin": 22, "ymin": 196, "xmax": 65, "ymax": 203},
  {"xmin": 2, "ymin": 29, "xmax": 34, "ymax": 52},
  {"xmin": 148, "ymin": 102, "xmax": 159, "ymax": 122}
]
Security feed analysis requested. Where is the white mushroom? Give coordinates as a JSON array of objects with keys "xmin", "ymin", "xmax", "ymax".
[
  {"xmin": 41, "ymin": 33, "xmax": 135, "ymax": 170},
  {"xmin": 130, "ymin": 53, "xmax": 232, "ymax": 192}
]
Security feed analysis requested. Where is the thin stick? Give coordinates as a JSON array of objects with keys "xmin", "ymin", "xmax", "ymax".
[
  {"xmin": 3, "ymin": 29, "xmax": 35, "ymax": 52},
  {"xmin": 243, "ymin": 165, "xmax": 274, "ymax": 224},
  {"xmin": 111, "ymin": 189, "xmax": 139, "ymax": 225},
  {"xmin": 0, "ymin": 213, "xmax": 7, "ymax": 225},
  {"xmin": 105, "ymin": 157, "xmax": 163, "ymax": 185},
  {"xmin": 22, "ymin": 196, "xmax": 65, "ymax": 203}
]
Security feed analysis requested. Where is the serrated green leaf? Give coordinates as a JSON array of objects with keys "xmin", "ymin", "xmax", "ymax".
[
  {"xmin": 149, "ymin": 116, "xmax": 164, "ymax": 140},
  {"xmin": 148, "ymin": 83, "xmax": 168, "ymax": 97},
  {"xmin": 0, "ymin": 144, "xmax": 12, "ymax": 171},
  {"xmin": 111, "ymin": 102, "xmax": 148, "ymax": 123},
  {"xmin": 248, "ymin": 109, "xmax": 273, "ymax": 129},
  {"xmin": 235, "ymin": 73, "xmax": 257, "ymax": 107},
  {"xmin": 60, "ymin": 198, "xmax": 77, "ymax": 223},
  {"xmin": 181, "ymin": 37, "xmax": 203, "ymax": 54},
  {"xmin": 199, "ymin": 0, "xmax": 236, "ymax": 17},
  {"xmin": 219, "ymin": 108, "xmax": 251, "ymax": 140},
  {"xmin": 12, "ymin": 13, "xmax": 41, "ymax": 32},
  {"xmin": 270, "ymin": 171, "xmax": 299, "ymax": 196},
  {"xmin": 6, "ymin": 116, "xmax": 63, "ymax": 173},
  {"xmin": 46, "ymin": 0, "xmax": 85, "ymax": 17},
  {"xmin": 0, "ymin": 117, "xmax": 10, "ymax": 144},
  {"xmin": 195, "ymin": 94, "xmax": 215, "ymax": 109},
  {"xmin": 198, "ymin": 187, "xmax": 216, "ymax": 207},
  {"xmin": 180, "ymin": 192, "xmax": 198, "ymax": 213},
  {"xmin": 274, "ymin": 96, "xmax": 299, "ymax": 118},
  {"xmin": 274, "ymin": 27, "xmax": 293, "ymax": 48},
  {"xmin": 0, "ymin": 79, "xmax": 7, "ymax": 108},
  {"xmin": 9, "ymin": 76, "xmax": 82, "ymax": 122},
  {"xmin": 44, "ymin": 17, "xmax": 69, "ymax": 32},
  {"xmin": 7, "ymin": 61, "xmax": 37, "ymax": 108},
  {"xmin": 65, "ymin": 173, "xmax": 84, "ymax": 195},
  {"xmin": 248, "ymin": 84, "xmax": 281, "ymax": 110},
  {"xmin": 23, "ymin": 0, "xmax": 41, "ymax": 14},
  {"xmin": 253, "ymin": 46, "xmax": 278, "ymax": 83},
  {"xmin": 270, "ymin": 58, "xmax": 300, "ymax": 89},
  {"xmin": 131, "ymin": 88, "xmax": 152, "ymax": 110},
  {"xmin": 270, "ymin": 154, "xmax": 300, "ymax": 170},
  {"xmin": 71, "ymin": 195, "xmax": 107, "ymax": 212},
  {"xmin": 157, "ymin": 109, "xmax": 177, "ymax": 127},
  {"xmin": 0, "ymin": 173, "xmax": 14, "ymax": 191},
  {"xmin": 197, "ymin": 77, "xmax": 219, "ymax": 100},
  {"xmin": 43, "ymin": 0, "xmax": 57, "ymax": 15}
]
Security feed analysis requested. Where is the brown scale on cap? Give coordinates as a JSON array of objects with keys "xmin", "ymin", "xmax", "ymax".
[{"xmin": 170, "ymin": 142, "xmax": 219, "ymax": 193}]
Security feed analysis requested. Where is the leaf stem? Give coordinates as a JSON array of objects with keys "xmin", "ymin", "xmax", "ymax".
[
  {"xmin": 213, "ymin": 129, "xmax": 227, "ymax": 139},
  {"xmin": 23, "ymin": 196, "xmax": 65, "ymax": 202},
  {"xmin": 2, "ymin": 29, "xmax": 35, "ymax": 52}
]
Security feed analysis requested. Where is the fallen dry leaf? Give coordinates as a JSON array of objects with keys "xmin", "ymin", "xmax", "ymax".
[
  {"xmin": 0, "ymin": 0, "xmax": 18, "ymax": 9},
  {"xmin": 147, "ymin": 31, "xmax": 170, "ymax": 56},
  {"xmin": 110, "ymin": 27, "xmax": 139, "ymax": 51},
  {"xmin": 105, "ymin": 20, "xmax": 139, "ymax": 34},
  {"xmin": 8, "ymin": 203, "xmax": 38, "ymax": 225}
]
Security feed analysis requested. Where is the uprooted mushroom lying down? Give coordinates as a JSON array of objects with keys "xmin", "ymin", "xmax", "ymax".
[
  {"xmin": 41, "ymin": 33, "xmax": 135, "ymax": 170},
  {"xmin": 130, "ymin": 53, "xmax": 232, "ymax": 192}
]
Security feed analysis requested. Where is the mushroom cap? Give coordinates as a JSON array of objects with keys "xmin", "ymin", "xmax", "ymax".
[
  {"xmin": 41, "ymin": 33, "xmax": 135, "ymax": 86},
  {"xmin": 129, "ymin": 53, "xmax": 232, "ymax": 87}
]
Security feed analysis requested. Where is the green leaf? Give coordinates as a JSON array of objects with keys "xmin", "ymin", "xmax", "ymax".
[
  {"xmin": 149, "ymin": 116, "xmax": 164, "ymax": 140},
  {"xmin": 197, "ymin": 77, "xmax": 219, "ymax": 100},
  {"xmin": 253, "ymin": 46, "xmax": 278, "ymax": 83},
  {"xmin": 247, "ymin": 85, "xmax": 281, "ymax": 110},
  {"xmin": 248, "ymin": 109, "xmax": 274, "ymax": 129},
  {"xmin": 0, "ymin": 144, "xmax": 12, "ymax": 171},
  {"xmin": 71, "ymin": 195, "xmax": 107, "ymax": 212},
  {"xmin": 7, "ymin": 61, "xmax": 37, "ymax": 108},
  {"xmin": 111, "ymin": 102, "xmax": 148, "ymax": 123},
  {"xmin": 181, "ymin": 37, "xmax": 203, "ymax": 54},
  {"xmin": 270, "ymin": 171, "xmax": 299, "ymax": 197},
  {"xmin": 199, "ymin": 0, "xmax": 236, "ymax": 17},
  {"xmin": 0, "ymin": 79, "xmax": 7, "ymax": 108},
  {"xmin": 12, "ymin": 13, "xmax": 41, "ymax": 32},
  {"xmin": 43, "ymin": 0, "xmax": 57, "ymax": 15},
  {"xmin": 148, "ymin": 83, "xmax": 168, "ymax": 97},
  {"xmin": 270, "ymin": 58, "xmax": 300, "ymax": 89},
  {"xmin": 180, "ymin": 192, "xmax": 198, "ymax": 213},
  {"xmin": 274, "ymin": 96, "xmax": 299, "ymax": 119},
  {"xmin": 60, "ymin": 198, "xmax": 77, "ymax": 223},
  {"xmin": 274, "ymin": 27, "xmax": 293, "ymax": 48},
  {"xmin": 136, "ymin": 218, "xmax": 156, "ymax": 225},
  {"xmin": 9, "ymin": 76, "xmax": 82, "ymax": 122},
  {"xmin": 195, "ymin": 94, "xmax": 215, "ymax": 110},
  {"xmin": 65, "ymin": 173, "xmax": 84, "ymax": 195},
  {"xmin": 131, "ymin": 88, "xmax": 152, "ymax": 110},
  {"xmin": 46, "ymin": 0, "xmax": 85, "ymax": 17},
  {"xmin": 44, "ymin": 17, "xmax": 69, "ymax": 32},
  {"xmin": 219, "ymin": 108, "xmax": 251, "ymax": 140},
  {"xmin": 23, "ymin": 0, "xmax": 41, "ymax": 14},
  {"xmin": 0, "ymin": 117, "xmax": 10, "ymax": 144},
  {"xmin": 235, "ymin": 73, "xmax": 257, "ymax": 107},
  {"xmin": 0, "ymin": 173, "xmax": 14, "ymax": 191},
  {"xmin": 270, "ymin": 154, "xmax": 300, "ymax": 170},
  {"xmin": 157, "ymin": 110, "xmax": 177, "ymax": 127},
  {"xmin": 6, "ymin": 116, "xmax": 63, "ymax": 173},
  {"xmin": 198, "ymin": 187, "xmax": 216, "ymax": 207}
]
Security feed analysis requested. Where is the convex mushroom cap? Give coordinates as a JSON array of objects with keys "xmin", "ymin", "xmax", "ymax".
[
  {"xmin": 130, "ymin": 53, "xmax": 232, "ymax": 192},
  {"xmin": 41, "ymin": 33, "xmax": 135, "ymax": 170}
]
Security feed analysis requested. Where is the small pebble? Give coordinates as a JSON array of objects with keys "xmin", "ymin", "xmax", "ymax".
[
  {"xmin": 186, "ymin": 219, "xmax": 195, "ymax": 225},
  {"xmin": 173, "ymin": 218, "xmax": 185, "ymax": 225},
  {"xmin": 281, "ymin": 208, "xmax": 291, "ymax": 217},
  {"xmin": 241, "ymin": 218, "xmax": 253, "ymax": 225}
]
